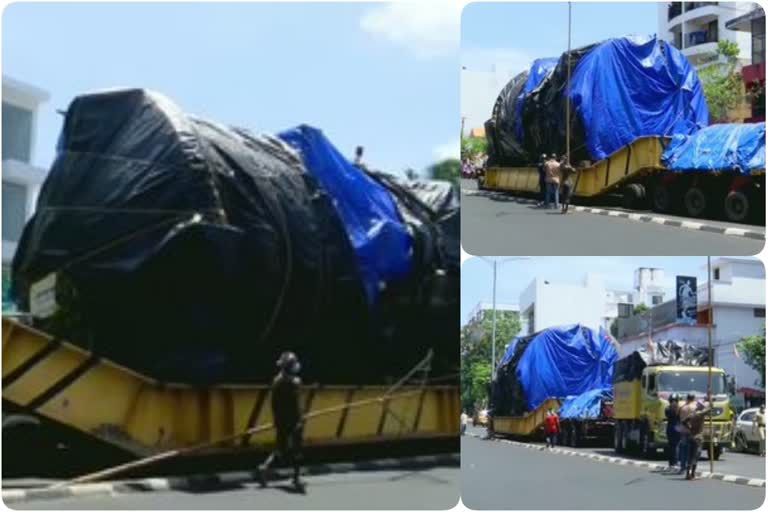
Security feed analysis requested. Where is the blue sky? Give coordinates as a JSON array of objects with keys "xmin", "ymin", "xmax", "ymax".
[
  {"xmin": 461, "ymin": 256, "xmax": 758, "ymax": 326},
  {"xmin": 3, "ymin": 2, "xmax": 459, "ymax": 174}
]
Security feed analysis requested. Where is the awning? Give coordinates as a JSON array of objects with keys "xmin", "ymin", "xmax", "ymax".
[
  {"xmin": 725, "ymin": 8, "xmax": 765, "ymax": 32},
  {"xmin": 737, "ymin": 387, "xmax": 766, "ymax": 398}
]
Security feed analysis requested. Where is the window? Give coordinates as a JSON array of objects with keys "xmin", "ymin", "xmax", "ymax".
[
  {"xmin": 752, "ymin": 17, "xmax": 765, "ymax": 64},
  {"xmin": 713, "ymin": 268, "xmax": 720, "ymax": 280},
  {"xmin": 740, "ymin": 411, "xmax": 756, "ymax": 422},
  {"xmin": 648, "ymin": 374, "xmax": 657, "ymax": 394},
  {"xmin": 652, "ymin": 295, "xmax": 663, "ymax": 305},
  {"xmin": 2, "ymin": 181, "xmax": 27, "ymax": 242},
  {"xmin": 2, "ymin": 102, "xmax": 33, "ymax": 163},
  {"xmin": 706, "ymin": 19, "xmax": 719, "ymax": 43},
  {"xmin": 754, "ymin": 308, "xmax": 766, "ymax": 318}
]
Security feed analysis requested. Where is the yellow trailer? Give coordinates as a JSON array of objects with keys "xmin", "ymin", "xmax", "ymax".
[
  {"xmin": 480, "ymin": 136, "xmax": 765, "ymax": 223},
  {"xmin": 489, "ymin": 398, "xmax": 561, "ymax": 438},
  {"xmin": 2, "ymin": 317, "xmax": 458, "ymax": 465}
]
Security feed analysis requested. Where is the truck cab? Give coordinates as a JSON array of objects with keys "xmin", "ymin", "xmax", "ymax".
[{"xmin": 614, "ymin": 365, "xmax": 733, "ymax": 459}]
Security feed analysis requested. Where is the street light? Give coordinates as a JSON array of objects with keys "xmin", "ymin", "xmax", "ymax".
[{"xmin": 477, "ymin": 257, "xmax": 530, "ymax": 379}]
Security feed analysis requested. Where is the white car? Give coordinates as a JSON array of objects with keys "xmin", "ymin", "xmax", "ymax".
[{"xmin": 733, "ymin": 407, "xmax": 763, "ymax": 453}]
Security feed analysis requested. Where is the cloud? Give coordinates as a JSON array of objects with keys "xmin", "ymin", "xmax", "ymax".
[
  {"xmin": 359, "ymin": 2, "xmax": 460, "ymax": 58},
  {"xmin": 461, "ymin": 47, "xmax": 534, "ymax": 76},
  {"xmin": 433, "ymin": 139, "xmax": 459, "ymax": 161}
]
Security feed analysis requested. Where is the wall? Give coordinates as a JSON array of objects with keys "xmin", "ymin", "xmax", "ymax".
[{"xmin": 520, "ymin": 277, "xmax": 607, "ymax": 333}]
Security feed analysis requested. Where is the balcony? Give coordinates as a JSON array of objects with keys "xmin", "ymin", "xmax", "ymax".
[
  {"xmin": 687, "ymin": 29, "xmax": 718, "ymax": 47},
  {"xmin": 668, "ymin": 3, "xmax": 682, "ymax": 21},
  {"xmin": 686, "ymin": 2, "xmax": 718, "ymax": 12}
]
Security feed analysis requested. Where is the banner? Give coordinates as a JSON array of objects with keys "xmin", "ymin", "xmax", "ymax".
[{"xmin": 676, "ymin": 276, "xmax": 697, "ymax": 325}]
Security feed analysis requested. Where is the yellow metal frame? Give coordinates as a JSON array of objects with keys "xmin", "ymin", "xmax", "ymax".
[
  {"xmin": 492, "ymin": 397, "xmax": 561, "ymax": 436},
  {"xmin": 2, "ymin": 318, "xmax": 458, "ymax": 456}
]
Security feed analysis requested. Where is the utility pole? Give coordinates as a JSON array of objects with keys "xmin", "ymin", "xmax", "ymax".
[
  {"xmin": 461, "ymin": 116, "xmax": 467, "ymax": 139},
  {"xmin": 566, "ymin": 1, "xmax": 572, "ymax": 161},
  {"xmin": 707, "ymin": 256, "xmax": 714, "ymax": 474},
  {"xmin": 491, "ymin": 261, "xmax": 498, "ymax": 380}
]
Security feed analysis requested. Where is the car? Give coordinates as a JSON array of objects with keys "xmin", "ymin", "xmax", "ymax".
[
  {"xmin": 473, "ymin": 409, "xmax": 489, "ymax": 427},
  {"xmin": 733, "ymin": 407, "xmax": 763, "ymax": 453}
]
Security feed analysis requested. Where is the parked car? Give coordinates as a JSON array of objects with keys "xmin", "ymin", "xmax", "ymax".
[
  {"xmin": 733, "ymin": 407, "xmax": 762, "ymax": 453},
  {"xmin": 473, "ymin": 409, "xmax": 489, "ymax": 427}
]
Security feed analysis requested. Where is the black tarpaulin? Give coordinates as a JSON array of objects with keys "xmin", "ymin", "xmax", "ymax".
[{"xmin": 613, "ymin": 340, "xmax": 710, "ymax": 383}]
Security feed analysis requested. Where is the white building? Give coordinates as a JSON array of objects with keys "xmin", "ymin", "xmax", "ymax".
[
  {"xmin": 2, "ymin": 76, "xmax": 49, "ymax": 309},
  {"xmin": 658, "ymin": 2, "xmax": 755, "ymax": 67},
  {"xmin": 619, "ymin": 258, "xmax": 765, "ymax": 398}
]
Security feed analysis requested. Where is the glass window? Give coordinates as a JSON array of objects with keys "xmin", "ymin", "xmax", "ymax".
[
  {"xmin": 2, "ymin": 102, "xmax": 33, "ymax": 163},
  {"xmin": 740, "ymin": 411, "xmax": 755, "ymax": 422},
  {"xmin": 652, "ymin": 295, "xmax": 663, "ymax": 305},
  {"xmin": 754, "ymin": 308, "xmax": 766, "ymax": 318},
  {"xmin": 2, "ymin": 181, "xmax": 27, "ymax": 242},
  {"xmin": 713, "ymin": 268, "xmax": 720, "ymax": 280},
  {"xmin": 658, "ymin": 371, "xmax": 726, "ymax": 395}
]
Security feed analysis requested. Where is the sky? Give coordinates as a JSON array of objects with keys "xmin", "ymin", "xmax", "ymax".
[
  {"xmin": 2, "ymin": 2, "xmax": 460, "ymax": 175},
  {"xmin": 460, "ymin": 1, "xmax": 659, "ymax": 131},
  {"xmin": 460, "ymin": 256, "xmax": 759, "ymax": 326}
]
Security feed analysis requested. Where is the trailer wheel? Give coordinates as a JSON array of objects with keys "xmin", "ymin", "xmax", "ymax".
[
  {"xmin": 723, "ymin": 190, "xmax": 750, "ymax": 223},
  {"xmin": 622, "ymin": 184, "xmax": 645, "ymax": 210},
  {"xmin": 569, "ymin": 424, "xmax": 579, "ymax": 448},
  {"xmin": 652, "ymin": 186, "xmax": 672, "ymax": 213},
  {"xmin": 614, "ymin": 423, "xmax": 624, "ymax": 453},
  {"xmin": 683, "ymin": 187, "xmax": 709, "ymax": 218},
  {"xmin": 640, "ymin": 428, "xmax": 655, "ymax": 458}
]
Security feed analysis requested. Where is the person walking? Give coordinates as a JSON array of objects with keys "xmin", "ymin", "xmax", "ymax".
[
  {"xmin": 543, "ymin": 154, "xmax": 561, "ymax": 209},
  {"xmin": 664, "ymin": 393, "xmax": 681, "ymax": 471},
  {"xmin": 537, "ymin": 153, "xmax": 547, "ymax": 207},
  {"xmin": 559, "ymin": 156, "xmax": 577, "ymax": 214},
  {"xmin": 461, "ymin": 410, "xmax": 469, "ymax": 436},
  {"xmin": 754, "ymin": 404, "xmax": 765, "ymax": 457},
  {"xmin": 259, "ymin": 351, "xmax": 305, "ymax": 491},
  {"xmin": 544, "ymin": 408, "xmax": 560, "ymax": 448},
  {"xmin": 682, "ymin": 400, "xmax": 712, "ymax": 480},
  {"xmin": 676, "ymin": 393, "xmax": 696, "ymax": 474}
]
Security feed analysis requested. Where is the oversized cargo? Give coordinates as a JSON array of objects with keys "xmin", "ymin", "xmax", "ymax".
[
  {"xmin": 662, "ymin": 122, "xmax": 766, "ymax": 173},
  {"xmin": 486, "ymin": 35, "xmax": 708, "ymax": 166},
  {"xmin": 489, "ymin": 324, "xmax": 618, "ymax": 417},
  {"xmin": 10, "ymin": 89, "xmax": 458, "ymax": 386}
]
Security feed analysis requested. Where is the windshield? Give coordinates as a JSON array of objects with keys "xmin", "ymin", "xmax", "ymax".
[{"xmin": 657, "ymin": 371, "xmax": 726, "ymax": 395}]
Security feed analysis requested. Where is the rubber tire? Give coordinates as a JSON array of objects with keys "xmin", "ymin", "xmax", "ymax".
[
  {"xmin": 622, "ymin": 184, "xmax": 645, "ymax": 210},
  {"xmin": 735, "ymin": 432, "xmax": 748, "ymax": 453},
  {"xmin": 615, "ymin": 423, "xmax": 624, "ymax": 454},
  {"xmin": 684, "ymin": 187, "xmax": 709, "ymax": 218},
  {"xmin": 652, "ymin": 186, "xmax": 673, "ymax": 213},
  {"xmin": 723, "ymin": 190, "xmax": 750, "ymax": 223},
  {"xmin": 570, "ymin": 424, "xmax": 579, "ymax": 448},
  {"xmin": 641, "ymin": 428, "xmax": 655, "ymax": 458},
  {"xmin": 713, "ymin": 445, "xmax": 722, "ymax": 461}
]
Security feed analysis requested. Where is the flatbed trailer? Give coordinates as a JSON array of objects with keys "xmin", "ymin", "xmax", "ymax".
[
  {"xmin": 2, "ymin": 317, "xmax": 458, "ymax": 473},
  {"xmin": 479, "ymin": 136, "xmax": 765, "ymax": 223},
  {"xmin": 488, "ymin": 398, "xmax": 561, "ymax": 440}
]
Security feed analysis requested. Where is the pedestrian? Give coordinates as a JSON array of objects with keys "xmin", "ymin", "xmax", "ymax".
[
  {"xmin": 676, "ymin": 393, "xmax": 696, "ymax": 474},
  {"xmin": 559, "ymin": 155, "xmax": 577, "ymax": 214},
  {"xmin": 544, "ymin": 408, "xmax": 560, "ymax": 448},
  {"xmin": 754, "ymin": 404, "xmax": 765, "ymax": 457},
  {"xmin": 461, "ymin": 410, "xmax": 469, "ymax": 436},
  {"xmin": 259, "ymin": 351, "xmax": 305, "ymax": 491},
  {"xmin": 682, "ymin": 400, "xmax": 712, "ymax": 480},
  {"xmin": 664, "ymin": 393, "xmax": 681, "ymax": 472},
  {"xmin": 537, "ymin": 153, "xmax": 547, "ymax": 207},
  {"xmin": 543, "ymin": 154, "xmax": 561, "ymax": 209}
]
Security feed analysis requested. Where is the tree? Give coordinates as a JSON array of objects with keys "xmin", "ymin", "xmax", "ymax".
[
  {"xmin": 737, "ymin": 330, "xmax": 765, "ymax": 388},
  {"xmin": 460, "ymin": 310, "xmax": 521, "ymax": 412},
  {"xmin": 698, "ymin": 40, "xmax": 743, "ymax": 122},
  {"xmin": 633, "ymin": 303, "xmax": 649, "ymax": 315},
  {"xmin": 428, "ymin": 158, "xmax": 460, "ymax": 184},
  {"xmin": 461, "ymin": 136, "xmax": 487, "ymax": 160}
]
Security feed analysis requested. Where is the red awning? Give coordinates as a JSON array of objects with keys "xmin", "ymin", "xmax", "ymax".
[{"xmin": 738, "ymin": 387, "xmax": 766, "ymax": 398}]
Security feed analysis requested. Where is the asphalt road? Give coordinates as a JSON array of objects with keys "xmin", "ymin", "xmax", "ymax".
[
  {"xmin": 462, "ymin": 435, "xmax": 764, "ymax": 510},
  {"xmin": 460, "ymin": 180, "xmax": 764, "ymax": 256},
  {"xmin": 10, "ymin": 467, "xmax": 460, "ymax": 510}
]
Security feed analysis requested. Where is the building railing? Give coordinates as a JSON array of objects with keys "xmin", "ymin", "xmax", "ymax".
[
  {"xmin": 687, "ymin": 29, "xmax": 719, "ymax": 47},
  {"xmin": 669, "ymin": 2, "xmax": 718, "ymax": 20}
]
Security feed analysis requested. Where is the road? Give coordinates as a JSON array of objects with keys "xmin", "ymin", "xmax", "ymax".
[
  {"xmin": 10, "ymin": 467, "xmax": 459, "ymax": 510},
  {"xmin": 460, "ymin": 180, "xmax": 764, "ymax": 256},
  {"xmin": 462, "ymin": 434, "xmax": 765, "ymax": 510}
]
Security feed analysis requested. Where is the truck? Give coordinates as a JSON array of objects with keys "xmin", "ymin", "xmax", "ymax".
[
  {"xmin": 612, "ymin": 341, "xmax": 734, "ymax": 460},
  {"xmin": 487, "ymin": 324, "xmax": 617, "ymax": 446}
]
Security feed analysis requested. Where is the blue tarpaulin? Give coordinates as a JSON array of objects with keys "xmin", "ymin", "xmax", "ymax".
[
  {"xmin": 569, "ymin": 35, "xmax": 708, "ymax": 160},
  {"xmin": 278, "ymin": 125, "xmax": 412, "ymax": 303},
  {"xmin": 558, "ymin": 388, "xmax": 613, "ymax": 420},
  {"xmin": 514, "ymin": 57, "xmax": 558, "ymax": 140},
  {"xmin": 515, "ymin": 325, "xmax": 618, "ymax": 410},
  {"xmin": 661, "ymin": 122, "xmax": 766, "ymax": 173}
]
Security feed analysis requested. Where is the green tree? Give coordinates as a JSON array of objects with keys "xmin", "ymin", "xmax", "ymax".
[
  {"xmin": 633, "ymin": 303, "xmax": 649, "ymax": 315},
  {"xmin": 428, "ymin": 158, "xmax": 460, "ymax": 184},
  {"xmin": 737, "ymin": 330, "xmax": 765, "ymax": 388},
  {"xmin": 461, "ymin": 136, "xmax": 487, "ymax": 160},
  {"xmin": 698, "ymin": 40, "xmax": 743, "ymax": 121},
  {"xmin": 460, "ymin": 310, "xmax": 521, "ymax": 412}
]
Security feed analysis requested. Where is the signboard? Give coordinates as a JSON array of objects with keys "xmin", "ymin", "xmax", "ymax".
[
  {"xmin": 676, "ymin": 275, "xmax": 697, "ymax": 325},
  {"xmin": 30, "ymin": 273, "xmax": 59, "ymax": 319}
]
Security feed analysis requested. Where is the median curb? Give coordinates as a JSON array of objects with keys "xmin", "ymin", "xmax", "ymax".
[
  {"xmin": 468, "ymin": 432, "xmax": 765, "ymax": 489},
  {"xmin": 461, "ymin": 189, "xmax": 766, "ymax": 241},
  {"xmin": 2, "ymin": 453, "xmax": 459, "ymax": 505}
]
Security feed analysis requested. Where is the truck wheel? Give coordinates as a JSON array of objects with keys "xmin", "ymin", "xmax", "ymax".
[
  {"xmin": 684, "ymin": 187, "xmax": 708, "ymax": 218},
  {"xmin": 652, "ymin": 186, "xmax": 672, "ymax": 213},
  {"xmin": 622, "ymin": 184, "xmax": 645, "ymax": 210},
  {"xmin": 735, "ymin": 432, "xmax": 748, "ymax": 452},
  {"xmin": 713, "ymin": 445, "xmax": 722, "ymax": 461},
  {"xmin": 723, "ymin": 190, "xmax": 750, "ymax": 223},
  {"xmin": 614, "ymin": 424, "xmax": 624, "ymax": 453},
  {"xmin": 641, "ymin": 429, "xmax": 655, "ymax": 458},
  {"xmin": 570, "ymin": 424, "xmax": 579, "ymax": 448}
]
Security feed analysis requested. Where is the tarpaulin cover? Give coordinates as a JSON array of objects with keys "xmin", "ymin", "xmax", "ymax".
[
  {"xmin": 558, "ymin": 388, "xmax": 612, "ymax": 420},
  {"xmin": 278, "ymin": 126, "xmax": 412, "ymax": 303},
  {"xmin": 485, "ymin": 71, "xmax": 529, "ymax": 165},
  {"xmin": 486, "ymin": 35, "xmax": 708, "ymax": 165},
  {"xmin": 11, "ymin": 89, "xmax": 458, "ymax": 385},
  {"xmin": 490, "ymin": 325, "xmax": 617, "ymax": 415},
  {"xmin": 514, "ymin": 57, "xmax": 558, "ymax": 141},
  {"xmin": 661, "ymin": 122, "xmax": 766, "ymax": 173},
  {"xmin": 613, "ymin": 340, "xmax": 710, "ymax": 383}
]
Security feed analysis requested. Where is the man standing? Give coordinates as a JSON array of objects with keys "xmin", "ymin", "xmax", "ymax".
[
  {"xmin": 559, "ymin": 155, "xmax": 577, "ymax": 214},
  {"xmin": 664, "ymin": 394, "xmax": 681, "ymax": 471},
  {"xmin": 544, "ymin": 408, "xmax": 560, "ymax": 448},
  {"xmin": 461, "ymin": 410, "xmax": 469, "ymax": 435},
  {"xmin": 676, "ymin": 393, "xmax": 696, "ymax": 474},
  {"xmin": 543, "ymin": 154, "xmax": 561, "ymax": 209},
  {"xmin": 682, "ymin": 400, "xmax": 712, "ymax": 480},
  {"xmin": 259, "ymin": 351, "xmax": 305, "ymax": 491},
  {"xmin": 537, "ymin": 153, "xmax": 547, "ymax": 207},
  {"xmin": 754, "ymin": 404, "xmax": 765, "ymax": 457}
]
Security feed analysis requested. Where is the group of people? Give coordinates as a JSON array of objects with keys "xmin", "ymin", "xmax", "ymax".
[
  {"xmin": 537, "ymin": 153, "xmax": 577, "ymax": 213},
  {"xmin": 664, "ymin": 394, "xmax": 716, "ymax": 480}
]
